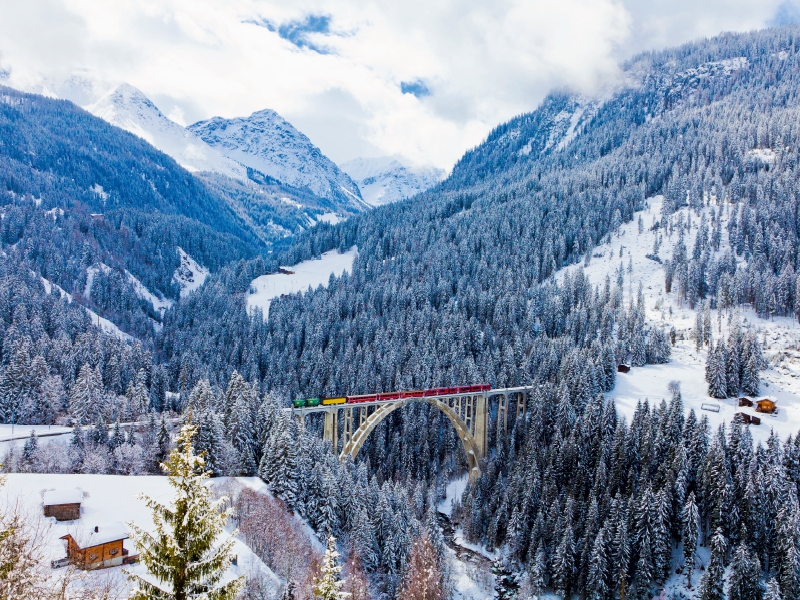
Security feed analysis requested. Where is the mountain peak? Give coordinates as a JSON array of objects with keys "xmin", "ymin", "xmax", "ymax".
[
  {"xmin": 340, "ymin": 156, "xmax": 445, "ymax": 206},
  {"xmin": 189, "ymin": 109, "xmax": 365, "ymax": 211}
]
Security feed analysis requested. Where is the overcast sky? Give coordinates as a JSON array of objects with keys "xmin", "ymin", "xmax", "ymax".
[{"xmin": 0, "ymin": 0, "xmax": 797, "ymax": 170}]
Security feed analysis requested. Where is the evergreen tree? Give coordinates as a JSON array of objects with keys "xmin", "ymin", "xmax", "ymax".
[
  {"xmin": 764, "ymin": 578, "xmax": 781, "ymax": 600},
  {"xmin": 70, "ymin": 363, "xmax": 103, "ymax": 424},
  {"xmin": 314, "ymin": 535, "xmax": 348, "ymax": 600},
  {"xmin": 259, "ymin": 413, "xmax": 298, "ymax": 506},
  {"xmin": 698, "ymin": 528, "xmax": 726, "ymax": 600},
  {"xmin": 727, "ymin": 541, "xmax": 763, "ymax": 600},
  {"xmin": 682, "ymin": 491, "xmax": 700, "ymax": 586},
  {"xmin": 21, "ymin": 430, "xmax": 38, "ymax": 469},
  {"xmin": 126, "ymin": 422, "xmax": 244, "ymax": 600},
  {"xmin": 586, "ymin": 526, "xmax": 609, "ymax": 600},
  {"xmin": 742, "ymin": 353, "xmax": 761, "ymax": 397}
]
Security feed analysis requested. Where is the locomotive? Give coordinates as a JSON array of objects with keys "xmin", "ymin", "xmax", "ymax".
[{"xmin": 291, "ymin": 384, "xmax": 491, "ymax": 409}]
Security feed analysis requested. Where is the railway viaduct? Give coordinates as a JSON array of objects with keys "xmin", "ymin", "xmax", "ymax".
[{"xmin": 290, "ymin": 386, "xmax": 534, "ymax": 482}]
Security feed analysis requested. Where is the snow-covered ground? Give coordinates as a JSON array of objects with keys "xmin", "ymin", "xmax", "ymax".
[
  {"xmin": 2, "ymin": 474, "xmax": 280, "ymax": 597},
  {"xmin": 247, "ymin": 246, "xmax": 358, "ymax": 319},
  {"xmin": 173, "ymin": 247, "xmax": 209, "ymax": 298},
  {"xmin": 558, "ymin": 196, "xmax": 800, "ymax": 443},
  {"xmin": 438, "ymin": 475, "xmax": 468, "ymax": 517}
]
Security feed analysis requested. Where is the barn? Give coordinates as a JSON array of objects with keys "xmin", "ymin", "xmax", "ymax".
[
  {"xmin": 43, "ymin": 490, "xmax": 82, "ymax": 521},
  {"xmin": 59, "ymin": 524, "xmax": 131, "ymax": 570}
]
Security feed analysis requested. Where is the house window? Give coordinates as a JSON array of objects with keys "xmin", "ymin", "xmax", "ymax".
[
  {"xmin": 110, "ymin": 548, "xmax": 119, "ymax": 556},
  {"xmin": 89, "ymin": 553, "xmax": 98, "ymax": 561}
]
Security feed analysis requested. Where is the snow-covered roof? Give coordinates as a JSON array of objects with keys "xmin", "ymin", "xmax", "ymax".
[
  {"xmin": 62, "ymin": 523, "xmax": 129, "ymax": 548},
  {"xmin": 43, "ymin": 490, "xmax": 83, "ymax": 506}
]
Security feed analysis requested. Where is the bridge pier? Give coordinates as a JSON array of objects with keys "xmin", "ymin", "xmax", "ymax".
[{"xmin": 323, "ymin": 408, "xmax": 338, "ymax": 451}]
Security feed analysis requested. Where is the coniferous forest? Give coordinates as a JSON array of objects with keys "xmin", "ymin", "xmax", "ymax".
[{"xmin": 4, "ymin": 22, "xmax": 800, "ymax": 600}]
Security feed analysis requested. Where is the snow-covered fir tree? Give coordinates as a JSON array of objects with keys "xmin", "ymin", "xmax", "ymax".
[{"xmin": 126, "ymin": 421, "xmax": 244, "ymax": 599}]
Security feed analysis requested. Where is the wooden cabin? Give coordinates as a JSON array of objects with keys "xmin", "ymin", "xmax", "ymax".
[
  {"xmin": 755, "ymin": 398, "xmax": 777, "ymax": 414},
  {"xmin": 59, "ymin": 524, "xmax": 129, "ymax": 570},
  {"xmin": 738, "ymin": 397, "xmax": 753, "ymax": 407},
  {"xmin": 617, "ymin": 364, "xmax": 631, "ymax": 373},
  {"xmin": 43, "ymin": 490, "xmax": 82, "ymax": 521},
  {"xmin": 735, "ymin": 412, "xmax": 752, "ymax": 424}
]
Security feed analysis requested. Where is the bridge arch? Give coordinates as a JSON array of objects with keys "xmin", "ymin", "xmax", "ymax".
[{"xmin": 339, "ymin": 397, "xmax": 483, "ymax": 481}]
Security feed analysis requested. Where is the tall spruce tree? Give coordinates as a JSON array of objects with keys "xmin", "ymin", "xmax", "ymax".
[
  {"xmin": 727, "ymin": 540, "xmax": 763, "ymax": 600},
  {"xmin": 314, "ymin": 535, "xmax": 348, "ymax": 600},
  {"xmin": 126, "ymin": 422, "xmax": 244, "ymax": 600},
  {"xmin": 698, "ymin": 528, "xmax": 726, "ymax": 600}
]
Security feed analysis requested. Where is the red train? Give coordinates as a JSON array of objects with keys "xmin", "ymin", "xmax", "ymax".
[{"xmin": 347, "ymin": 384, "xmax": 490, "ymax": 404}]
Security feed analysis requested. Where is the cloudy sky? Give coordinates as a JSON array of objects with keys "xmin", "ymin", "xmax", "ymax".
[{"xmin": 0, "ymin": 0, "xmax": 797, "ymax": 170}]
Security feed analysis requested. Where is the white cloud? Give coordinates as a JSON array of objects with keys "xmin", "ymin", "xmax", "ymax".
[{"xmin": 0, "ymin": 0, "xmax": 790, "ymax": 169}]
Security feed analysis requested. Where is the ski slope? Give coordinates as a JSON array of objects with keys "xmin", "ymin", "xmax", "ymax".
[{"xmin": 558, "ymin": 196, "xmax": 800, "ymax": 443}]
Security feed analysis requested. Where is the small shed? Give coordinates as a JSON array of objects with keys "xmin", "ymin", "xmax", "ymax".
[
  {"xmin": 43, "ymin": 490, "xmax": 82, "ymax": 521},
  {"xmin": 755, "ymin": 398, "xmax": 777, "ymax": 414},
  {"xmin": 738, "ymin": 397, "xmax": 753, "ymax": 407},
  {"xmin": 617, "ymin": 364, "xmax": 631, "ymax": 373},
  {"xmin": 59, "ymin": 524, "xmax": 130, "ymax": 570}
]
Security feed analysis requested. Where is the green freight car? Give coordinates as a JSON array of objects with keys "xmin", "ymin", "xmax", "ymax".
[{"xmin": 292, "ymin": 397, "xmax": 322, "ymax": 408}]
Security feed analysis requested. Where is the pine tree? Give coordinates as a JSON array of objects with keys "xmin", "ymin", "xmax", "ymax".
[
  {"xmin": 259, "ymin": 413, "xmax": 298, "ymax": 506},
  {"xmin": 698, "ymin": 528, "xmax": 726, "ymax": 600},
  {"xmin": 21, "ymin": 430, "xmax": 37, "ymax": 469},
  {"xmin": 764, "ymin": 578, "xmax": 781, "ymax": 600},
  {"xmin": 126, "ymin": 421, "xmax": 244, "ymax": 600},
  {"xmin": 552, "ymin": 525, "xmax": 575, "ymax": 598},
  {"xmin": 682, "ymin": 491, "xmax": 700, "ymax": 586},
  {"xmin": 727, "ymin": 541, "xmax": 763, "ymax": 600},
  {"xmin": 70, "ymin": 363, "xmax": 103, "ymax": 424},
  {"xmin": 708, "ymin": 341, "xmax": 728, "ymax": 399},
  {"xmin": 742, "ymin": 353, "xmax": 761, "ymax": 397},
  {"xmin": 314, "ymin": 535, "xmax": 348, "ymax": 600},
  {"xmin": 586, "ymin": 526, "xmax": 609, "ymax": 600}
]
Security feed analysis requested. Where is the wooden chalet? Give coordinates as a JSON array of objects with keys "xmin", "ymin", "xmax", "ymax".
[
  {"xmin": 755, "ymin": 398, "xmax": 777, "ymax": 414},
  {"xmin": 738, "ymin": 397, "xmax": 754, "ymax": 407},
  {"xmin": 59, "ymin": 524, "xmax": 132, "ymax": 570},
  {"xmin": 43, "ymin": 490, "xmax": 82, "ymax": 521},
  {"xmin": 617, "ymin": 364, "xmax": 631, "ymax": 373}
]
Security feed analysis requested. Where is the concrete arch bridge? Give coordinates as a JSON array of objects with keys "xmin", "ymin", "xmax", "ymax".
[{"xmin": 290, "ymin": 386, "xmax": 535, "ymax": 482}]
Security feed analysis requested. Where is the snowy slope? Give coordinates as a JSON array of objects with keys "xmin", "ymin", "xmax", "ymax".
[
  {"xmin": 83, "ymin": 84, "xmax": 247, "ymax": 180},
  {"xmin": 189, "ymin": 110, "xmax": 366, "ymax": 211},
  {"xmin": 247, "ymin": 247, "xmax": 358, "ymax": 319},
  {"xmin": 173, "ymin": 248, "xmax": 209, "ymax": 298},
  {"xmin": 2, "ymin": 474, "xmax": 280, "ymax": 597},
  {"xmin": 557, "ymin": 197, "xmax": 800, "ymax": 444},
  {"xmin": 339, "ymin": 156, "xmax": 445, "ymax": 206},
  {"xmin": 41, "ymin": 277, "xmax": 133, "ymax": 343}
]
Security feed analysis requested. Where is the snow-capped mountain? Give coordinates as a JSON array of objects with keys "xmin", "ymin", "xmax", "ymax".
[
  {"xmin": 189, "ymin": 110, "xmax": 366, "ymax": 212},
  {"xmin": 83, "ymin": 84, "xmax": 247, "ymax": 180},
  {"xmin": 339, "ymin": 156, "xmax": 446, "ymax": 206}
]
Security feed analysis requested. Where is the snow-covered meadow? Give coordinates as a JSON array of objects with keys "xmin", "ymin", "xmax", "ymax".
[{"xmin": 247, "ymin": 246, "xmax": 358, "ymax": 319}]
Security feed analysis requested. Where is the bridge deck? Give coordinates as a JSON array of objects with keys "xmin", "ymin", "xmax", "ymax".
[{"xmin": 287, "ymin": 385, "xmax": 536, "ymax": 415}]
